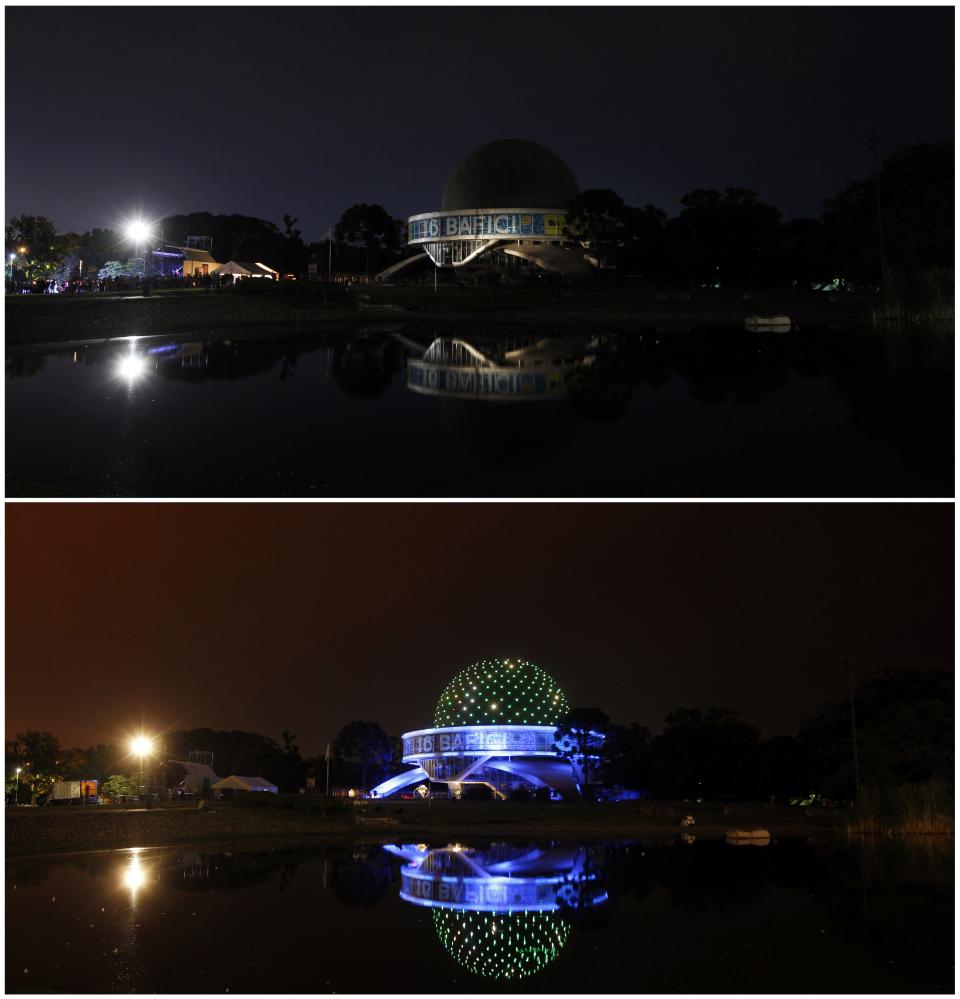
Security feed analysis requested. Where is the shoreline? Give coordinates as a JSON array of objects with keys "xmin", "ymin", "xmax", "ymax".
[
  {"xmin": 6, "ymin": 800, "xmax": 843, "ymax": 858},
  {"xmin": 4, "ymin": 286, "xmax": 880, "ymax": 347}
]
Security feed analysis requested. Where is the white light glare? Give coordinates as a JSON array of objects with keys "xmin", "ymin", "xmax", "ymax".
[
  {"xmin": 125, "ymin": 219, "xmax": 152, "ymax": 243},
  {"xmin": 130, "ymin": 735, "xmax": 154, "ymax": 756},
  {"xmin": 117, "ymin": 355, "xmax": 146, "ymax": 382}
]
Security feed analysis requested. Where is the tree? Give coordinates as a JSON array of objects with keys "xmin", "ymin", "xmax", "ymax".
[
  {"xmin": 71, "ymin": 743, "xmax": 123, "ymax": 783},
  {"xmin": 565, "ymin": 189, "xmax": 627, "ymax": 269},
  {"xmin": 667, "ymin": 187, "xmax": 781, "ymax": 286},
  {"xmin": 555, "ymin": 707, "xmax": 613, "ymax": 793},
  {"xmin": 648, "ymin": 707, "xmax": 761, "ymax": 800},
  {"xmin": 620, "ymin": 204, "xmax": 668, "ymax": 276},
  {"xmin": 102, "ymin": 774, "xmax": 139, "ymax": 800},
  {"xmin": 334, "ymin": 203, "xmax": 403, "ymax": 277},
  {"xmin": 164, "ymin": 727, "xmax": 307, "ymax": 792},
  {"xmin": 277, "ymin": 214, "xmax": 308, "ymax": 276},
  {"xmin": 821, "ymin": 140, "xmax": 953, "ymax": 296},
  {"xmin": 6, "ymin": 215, "xmax": 60, "ymax": 281},
  {"xmin": 604, "ymin": 722, "xmax": 652, "ymax": 788},
  {"xmin": 8, "ymin": 730, "xmax": 64, "ymax": 803},
  {"xmin": 800, "ymin": 667, "xmax": 953, "ymax": 798},
  {"xmin": 332, "ymin": 721, "xmax": 396, "ymax": 789},
  {"xmin": 97, "ymin": 259, "xmax": 140, "ymax": 280}
]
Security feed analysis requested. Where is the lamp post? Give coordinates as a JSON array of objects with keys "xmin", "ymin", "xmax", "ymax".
[
  {"xmin": 125, "ymin": 221, "xmax": 152, "ymax": 279},
  {"xmin": 15, "ymin": 767, "xmax": 21, "ymax": 806},
  {"xmin": 841, "ymin": 653, "xmax": 861, "ymax": 796},
  {"xmin": 867, "ymin": 124, "xmax": 888, "ymax": 297},
  {"xmin": 130, "ymin": 736, "xmax": 154, "ymax": 803}
]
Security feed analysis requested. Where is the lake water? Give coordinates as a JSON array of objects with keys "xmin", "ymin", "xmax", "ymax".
[
  {"xmin": 5, "ymin": 837, "xmax": 953, "ymax": 993},
  {"xmin": 5, "ymin": 325, "xmax": 952, "ymax": 497}
]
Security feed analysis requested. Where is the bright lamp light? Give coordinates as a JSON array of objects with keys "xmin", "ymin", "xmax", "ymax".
[
  {"xmin": 125, "ymin": 220, "xmax": 152, "ymax": 243},
  {"xmin": 130, "ymin": 736, "xmax": 154, "ymax": 756}
]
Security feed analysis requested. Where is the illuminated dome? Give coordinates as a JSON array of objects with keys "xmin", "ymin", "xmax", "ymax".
[
  {"xmin": 433, "ymin": 909, "xmax": 569, "ymax": 981},
  {"xmin": 441, "ymin": 139, "xmax": 580, "ymax": 212},
  {"xmin": 434, "ymin": 657, "xmax": 569, "ymax": 727}
]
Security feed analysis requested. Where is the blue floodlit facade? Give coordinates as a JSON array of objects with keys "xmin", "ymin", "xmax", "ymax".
[{"xmin": 370, "ymin": 657, "xmax": 600, "ymax": 799}]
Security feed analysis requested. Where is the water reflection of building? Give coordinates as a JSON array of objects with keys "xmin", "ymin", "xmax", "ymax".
[
  {"xmin": 386, "ymin": 842, "xmax": 608, "ymax": 982},
  {"xmin": 370, "ymin": 657, "xmax": 602, "ymax": 800},
  {"xmin": 406, "ymin": 335, "xmax": 594, "ymax": 402}
]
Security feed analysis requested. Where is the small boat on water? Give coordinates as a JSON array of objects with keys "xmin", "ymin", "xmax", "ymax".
[
  {"xmin": 745, "ymin": 315, "xmax": 792, "ymax": 331},
  {"xmin": 725, "ymin": 827, "xmax": 772, "ymax": 846}
]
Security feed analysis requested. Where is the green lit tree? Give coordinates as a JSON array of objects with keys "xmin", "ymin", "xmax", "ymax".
[
  {"xmin": 102, "ymin": 774, "xmax": 139, "ymax": 799},
  {"xmin": 97, "ymin": 259, "xmax": 140, "ymax": 280}
]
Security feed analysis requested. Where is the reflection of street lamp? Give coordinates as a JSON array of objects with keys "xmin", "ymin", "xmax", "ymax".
[{"xmin": 122, "ymin": 849, "xmax": 148, "ymax": 900}]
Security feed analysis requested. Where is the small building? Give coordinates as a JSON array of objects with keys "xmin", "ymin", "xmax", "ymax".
[
  {"xmin": 147, "ymin": 245, "xmax": 222, "ymax": 279},
  {"xmin": 216, "ymin": 260, "xmax": 279, "ymax": 283},
  {"xmin": 179, "ymin": 246, "xmax": 221, "ymax": 278},
  {"xmin": 211, "ymin": 775, "xmax": 279, "ymax": 796}
]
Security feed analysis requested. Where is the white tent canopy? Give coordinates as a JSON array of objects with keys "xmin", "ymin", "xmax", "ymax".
[
  {"xmin": 216, "ymin": 260, "xmax": 279, "ymax": 281},
  {"xmin": 170, "ymin": 761, "xmax": 221, "ymax": 793},
  {"xmin": 211, "ymin": 774, "xmax": 278, "ymax": 793}
]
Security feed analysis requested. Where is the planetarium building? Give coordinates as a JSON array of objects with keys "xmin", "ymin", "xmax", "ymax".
[
  {"xmin": 370, "ymin": 657, "xmax": 595, "ymax": 800},
  {"xmin": 386, "ymin": 140, "xmax": 593, "ymax": 283}
]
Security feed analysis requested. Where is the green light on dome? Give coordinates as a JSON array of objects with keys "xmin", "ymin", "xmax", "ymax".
[
  {"xmin": 433, "ymin": 658, "xmax": 569, "ymax": 727},
  {"xmin": 433, "ymin": 909, "xmax": 570, "ymax": 981}
]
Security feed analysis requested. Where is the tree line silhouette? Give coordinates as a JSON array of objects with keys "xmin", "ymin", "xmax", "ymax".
[
  {"xmin": 6, "ymin": 666, "xmax": 950, "ymax": 804},
  {"xmin": 6, "ymin": 141, "xmax": 951, "ymax": 299}
]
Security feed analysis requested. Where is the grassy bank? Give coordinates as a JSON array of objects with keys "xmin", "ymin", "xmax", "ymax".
[
  {"xmin": 6, "ymin": 798, "xmax": 839, "ymax": 857},
  {"xmin": 5, "ymin": 284, "xmax": 867, "ymax": 345},
  {"xmin": 843, "ymin": 782, "xmax": 954, "ymax": 836}
]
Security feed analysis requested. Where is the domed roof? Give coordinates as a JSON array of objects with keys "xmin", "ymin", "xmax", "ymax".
[
  {"xmin": 441, "ymin": 139, "xmax": 580, "ymax": 212},
  {"xmin": 433, "ymin": 909, "xmax": 569, "ymax": 982},
  {"xmin": 434, "ymin": 657, "xmax": 569, "ymax": 727}
]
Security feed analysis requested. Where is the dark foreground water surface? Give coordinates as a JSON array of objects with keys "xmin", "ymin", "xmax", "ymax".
[
  {"xmin": 5, "ymin": 325, "xmax": 953, "ymax": 497},
  {"xmin": 5, "ymin": 837, "xmax": 954, "ymax": 993}
]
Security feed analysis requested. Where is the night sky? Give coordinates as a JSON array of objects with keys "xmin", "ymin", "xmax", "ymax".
[
  {"xmin": 6, "ymin": 503, "xmax": 952, "ymax": 757},
  {"xmin": 5, "ymin": 6, "xmax": 953, "ymax": 239}
]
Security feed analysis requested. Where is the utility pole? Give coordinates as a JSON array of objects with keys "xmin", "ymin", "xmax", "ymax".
[
  {"xmin": 325, "ymin": 743, "xmax": 331, "ymax": 797},
  {"xmin": 327, "ymin": 228, "xmax": 333, "ymax": 286},
  {"xmin": 867, "ymin": 123, "xmax": 888, "ymax": 297},
  {"xmin": 842, "ymin": 652, "xmax": 862, "ymax": 795}
]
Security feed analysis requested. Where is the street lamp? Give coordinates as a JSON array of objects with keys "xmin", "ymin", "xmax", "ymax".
[
  {"xmin": 124, "ymin": 220, "xmax": 153, "ymax": 277},
  {"xmin": 130, "ymin": 735, "xmax": 155, "ymax": 802},
  {"xmin": 15, "ymin": 767, "xmax": 21, "ymax": 806}
]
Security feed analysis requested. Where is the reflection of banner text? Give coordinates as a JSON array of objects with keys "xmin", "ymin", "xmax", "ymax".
[
  {"xmin": 401, "ymin": 872, "xmax": 555, "ymax": 910},
  {"xmin": 407, "ymin": 362, "xmax": 565, "ymax": 398}
]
